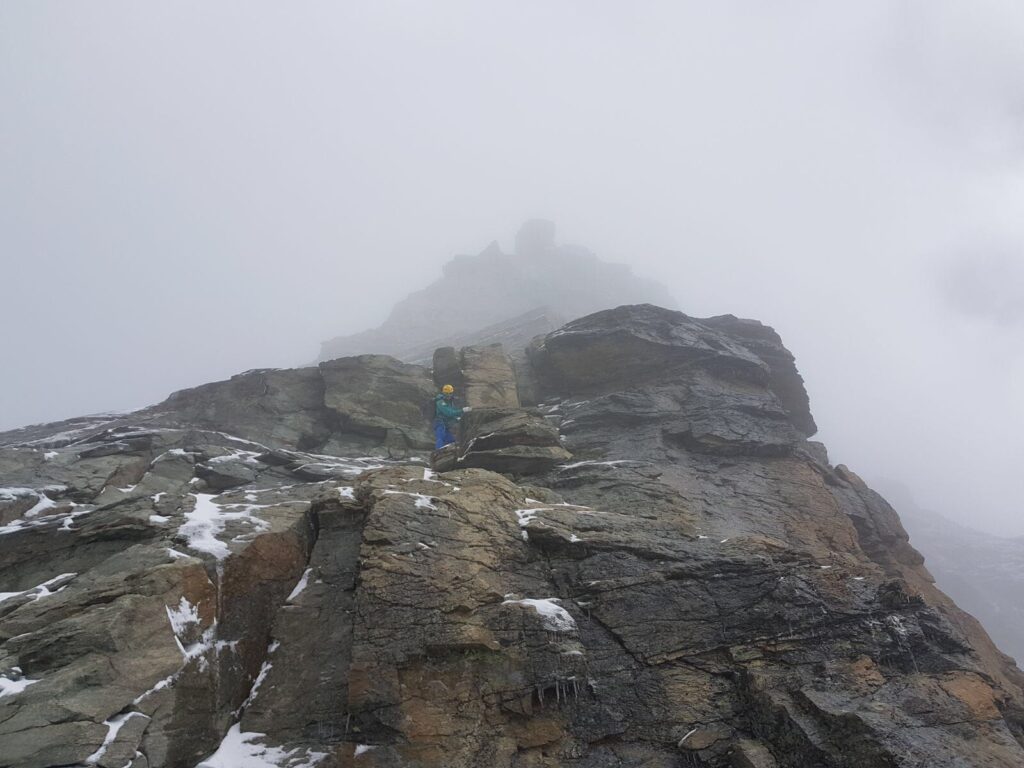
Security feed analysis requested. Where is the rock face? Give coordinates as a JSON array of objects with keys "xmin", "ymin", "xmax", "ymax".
[
  {"xmin": 455, "ymin": 407, "xmax": 571, "ymax": 475},
  {"xmin": 886, "ymin": 485, "xmax": 1024, "ymax": 665},
  {"xmin": 318, "ymin": 221, "xmax": 676, "ymax": 363},
  {"xmin": 142, "ymin": 355, "xmax": 435, "ymax": 456},
  {"xmin": 2, "ymin": 304, "xmax": 1023, "ymax": 768},
  {"xmin": 431, "ymin": 344, "xmax": 521, "ymax": 410}
]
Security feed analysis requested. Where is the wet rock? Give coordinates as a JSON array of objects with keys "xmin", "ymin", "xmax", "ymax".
[
  {"xmin": 460, "ymin": 344, "xmax": 520, "ymax": 408},
  {"xmin": 195, "ymin": 457, "xmax": 259, "ymax": 491},
  {"xmin": 150, "ymin": 367, "xmax": 330, "ymax": 449},
  {"xmin": 701, "ymin": 314, "xmax": 817, "ymax": 436},
  {"xmin": 431, "ymin": 346, "xmax": 462, "ymax": 391},
  {"xmin": 319, "ymin": 355, "xmax": 435, "ymax": 454},
  {"xmin": 430, "ymin": 443, "xmax": 458, "ymax": 472},
  {"xmin": 1, "ymin": 302, "xmax": 1023, "ymax": 768},
  {"xmin": 457, "ymin": 407, "xmax": 570, "ymax": 475}
]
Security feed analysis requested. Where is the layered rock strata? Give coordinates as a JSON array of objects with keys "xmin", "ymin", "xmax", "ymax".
[{"xmin": 0, "ymin": 304, "xmax": 1021, "ymax": 768}]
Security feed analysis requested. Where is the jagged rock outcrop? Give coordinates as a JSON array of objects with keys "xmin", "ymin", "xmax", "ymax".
[
  {"xmin": 318, "ymin": 221, "xmax": 676, "ymax": 364},
  {"xmin": 431, "ymin": 344, "xmax": 520, "ymax": 410},
  {"xmin": 1, "ymin": 304, "xmax": 1022, "ymax": 768},
  {"xmin": 430, "ymin": 343, "xmax": 569, "ymax": 475},
  {"xmin": 137, "ymin": 355, "xmax": 435, "ymax": 457},
  {"xmin": 453, "ymin": 408, "xmax": 571, "ymax": 475},
  {"xmin": 863, "ymin": 481, "xmax": 1024, "ymax": 670}
]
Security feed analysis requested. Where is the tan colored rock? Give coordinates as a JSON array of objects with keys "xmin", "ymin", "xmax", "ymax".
[{"xmin": 460, "ymin": 344, "xmax": 520, "ymax": 408}]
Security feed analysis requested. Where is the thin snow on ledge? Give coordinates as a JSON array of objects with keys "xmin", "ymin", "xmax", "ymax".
[
  {"xmin": 383, "ymin": 490, "xmax": 437, "ymax": 510},
  {"xmin": 0, "ymin": 667, "xmax": 40, "ymax": 699},
  {"xmin": 166, "ymin": 597, "xmax": 201, "ymax": 636},
  {"xmin": 0, "ymin": 572, "xmax": 76, "ymax": 605},
  {"xmin": 286, "ymin": 568, "xmax": 312, "ymax": 603},
  {"xmin": 0, "ymin": 487, "xmax": 91, "ymax": 537},
  {"xmin": 515, "ymin": 507, "xmax": 548, "ymax": 540},
  {"xmin": 502, "ymin": 597, "xmax": 578, "ymax": 633},
  {"xmin": 85, "ymin": 712, "xmax": 149, "ymax": 765},
  {"xmin": 196, "ymin": 724, "xmax": 327, "ymax": 768},
  {"xmin": 558, "ymin": 459, "xmax": 645, "ymax": 471},
  {"xmin": 179, "ymin": 493, "xmax": 274, "ymax": 560}
]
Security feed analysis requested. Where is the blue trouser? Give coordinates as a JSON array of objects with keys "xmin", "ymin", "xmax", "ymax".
[{"xmin": 434, "ymin": 421, "xmax": 457, "ymax": 450}]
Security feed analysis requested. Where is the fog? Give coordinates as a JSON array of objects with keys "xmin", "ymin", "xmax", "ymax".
[{"xmin": 2, "ymin": 2, "xmax": 1022, "ymax": 535}]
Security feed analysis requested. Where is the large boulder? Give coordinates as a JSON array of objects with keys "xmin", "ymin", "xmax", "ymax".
[
  {"xmin": 459, "ymin": 344, "xmax": 520, "ymax": 409},
  {"xmin": 701, "ymin": 313, "xmax": 817, "ymax": 436},
  {"xmin": 456, "ymin": 407, "xmax": 570, "ymax": 475},
  {"xmin": 148, "ymin": 367, "xmax": 330, "ymax": 450},
  {"xmin": 104, "ymin": 355, "xmax": 439, "ymax": 458},
  {"xmin": 432, "ymin": 342, "xmax": 521, "ymax": 409},
  {"xmin": 318, "ymin": 355, "xmax": 435, "ymax": 454},
  {"xmin": 528, "ymin": 304, "xmax": 813, "ymax": 460}
]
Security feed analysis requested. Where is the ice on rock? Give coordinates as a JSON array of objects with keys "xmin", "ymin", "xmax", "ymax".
[{"xmin": 502, "ymin": 597, "xmax": 578, "ymax": 633}]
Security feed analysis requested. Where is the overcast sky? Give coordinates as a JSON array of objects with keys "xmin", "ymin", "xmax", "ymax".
[{"xmin": 2, "ymin": 2, "xmax": 1022, "ymax": 535}]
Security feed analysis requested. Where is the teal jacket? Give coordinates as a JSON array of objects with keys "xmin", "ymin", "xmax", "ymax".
[{"xmin": 434, "ymin": 394, "xmax": 463, "ymax": 426}]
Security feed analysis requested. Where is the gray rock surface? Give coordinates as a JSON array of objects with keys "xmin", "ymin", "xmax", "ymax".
[
  {"xmin": 456, "ymin": 407, "xmax": 571, "ymax": 475},
  {"xmin": 1, "ymin": 305, "xmax": 1022, "ymax": 768},
  {"xmin": 459, "ymin": 344, "xmax": 521, "ymax": 409},
  {"xmin": 884, "ymin": 484, "xmax": 1024, "ymax": 666}
]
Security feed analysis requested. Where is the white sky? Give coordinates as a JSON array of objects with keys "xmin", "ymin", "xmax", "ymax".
[{"xmin": 2, "ymin": 2, "xmax": 1022, "ymax": 534}]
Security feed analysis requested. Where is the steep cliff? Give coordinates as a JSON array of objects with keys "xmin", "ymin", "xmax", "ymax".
[
  {"xmin": 886, "ymin": 487, "xmax": 1024, "ymax": 666},
  {"xmin": 1, "ymin": 305, "xmax": 1022, "ymax": 768}
]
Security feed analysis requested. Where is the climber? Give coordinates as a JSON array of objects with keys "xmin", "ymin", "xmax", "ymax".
[{"xmin": 433, "ymin": 384, "xmax": 467, "ymax": 450}]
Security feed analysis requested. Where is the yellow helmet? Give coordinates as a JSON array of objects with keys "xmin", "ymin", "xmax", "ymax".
[{"xmin": 441, "ymin": 384, "xmax": 455, "ymax": 395}]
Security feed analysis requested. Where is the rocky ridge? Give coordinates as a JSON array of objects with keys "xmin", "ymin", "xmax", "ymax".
[
  {"xmin": 318, "ymin": 221, "xmax": 676, "ymax": 364},
  {"xmin": 883, "ymin": 485, "xmax": 1024, "ymax": 665},
  {"xmin": 1, "ymin": 304, "xmax": 1022, "ymax": 767}
]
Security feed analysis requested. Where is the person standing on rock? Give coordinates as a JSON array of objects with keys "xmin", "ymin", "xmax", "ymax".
[{"xmin": 434, "ymin": 384, "xmax": 466, "ymax": 449}]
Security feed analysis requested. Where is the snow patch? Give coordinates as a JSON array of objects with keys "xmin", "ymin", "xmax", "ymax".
[
  {"xmin": 153, "ymin": 448, "xmax": 192, "ymax": 463},
  {"xmin": 132, "ymin": 675, "xmax": 174, "ymax": 705},
  {"xmin": 242, "ymin": 661, "xmax": 273, "ymax": 709},
  {"xmin": 179, "ymin": 493, "xmax": 273, "ymax": 560},
  {"xmin": 515, "ymin": 507, "xmax": 547, "ymax": 540},
  {"xmin": 85, "ymin": 712, "xmax": 149, "ymax": 765},
  {"xmin": 383, "ymin": 490, "xmax": 437, "ymax": 510},
  {"xmin": 0, "ymin": 487, "xmax": 61, "ymax": 520},
  {"xmin": 0, "ymin": 668, "xmax": 40, "ymax": 698},
  {"xmin": 559, "ymin": 459, "xmax": 639, "ymax": 471},
  {"xmin": 150, "ymin": 514, "xmax": 170, "ymax": 524},
  {"xmin": 502, "ymin": 597, "xmax": 578, "ymax": 633},
  {"xmin": 197, "ymin": 724, "xmax": 327, "ymax": 768},
  {"xmin": 166, "ymin": 597, "xmax": 201, "ymax": 636},
  {"xmin": 287, "ymin": 568, "xmax": 312, "ymax": 603},
  {"xmin": 0, "ymin": 573, "xmax": 76, "ymax": 605},
  {"xmin": 207, "ymin": 450, "xmax": 261, "ymax": 466}
]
